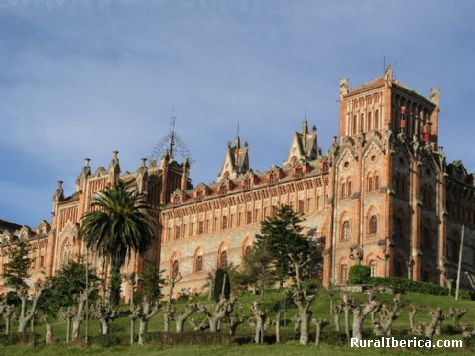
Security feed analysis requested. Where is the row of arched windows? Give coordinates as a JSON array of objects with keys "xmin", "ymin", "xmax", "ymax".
[
  {"xmin": 367, "ymin": 172, "xmax": 380, "ymax": 193},
  {"xmin": 340, "ymin": 214, "xmax": 378, "ymax": 241},
  {"xmin": 351, "ymin": 109, "xmax": 380, "ymax": 135},
  {"xmin": 340, "ymin": 178, "xmax": 352, "ymax": 199},
  {"xmin": 170, "ymin": 244, "xmax": 253, "ymax": 277}
]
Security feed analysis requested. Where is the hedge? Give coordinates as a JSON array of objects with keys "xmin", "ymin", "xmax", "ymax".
[
  {"xmin": 348, "ymin": 265, "xmax": 371, "ymax": 285},
  {"xmin": 367, "ymin": 276, "xmax": 475, "ymax": 300}
]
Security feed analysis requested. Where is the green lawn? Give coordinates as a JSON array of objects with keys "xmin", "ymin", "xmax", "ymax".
[{"xmin": 1, "ymin": 290, "xmax": 474, "ymax": 355}]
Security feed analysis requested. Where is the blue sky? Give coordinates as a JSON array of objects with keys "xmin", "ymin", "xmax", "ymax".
[{"xmin": 1, "ymin": 0, "xmax": 474, "ymax": 226}]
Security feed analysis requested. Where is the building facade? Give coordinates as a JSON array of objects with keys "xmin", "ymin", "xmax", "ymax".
[{"xmin": 1, "ymin": 67, "xmax": 475, "ymax": 296}]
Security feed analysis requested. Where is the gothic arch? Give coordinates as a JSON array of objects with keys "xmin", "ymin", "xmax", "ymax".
[
  {"xmin": 193, "ymin": 246, "xmax": 204, "ymax": 273},
  {"xmin": 217, "ymin": 241, "xmax": 230, "ymax": 268},
  {"xmin": 241, "ymin": 236, "xmax": 253, "ymax": 257}
]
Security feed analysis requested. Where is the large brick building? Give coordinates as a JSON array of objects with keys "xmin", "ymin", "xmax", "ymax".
[{"xmin": 1, "ymin": 67, "xmax": 475, "ymax": 296}]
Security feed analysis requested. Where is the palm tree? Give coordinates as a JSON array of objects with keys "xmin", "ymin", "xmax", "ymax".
[{"xmin": 80, "ymin": 182, "xmax": 155, "ymax": 305}]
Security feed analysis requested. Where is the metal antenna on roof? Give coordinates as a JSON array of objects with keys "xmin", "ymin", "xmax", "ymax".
[
  {"xmin": 383, "ymin": 56, "xmax": 386, "ymax": 74},
  {"xmin": 237, "ymin": 120, "xmax": 240, "ymax": 138},
  {"xmin": 169, "ymin": 108, "xmax": 176, "ymax": 159},
  {"xmin": 150, "ymin": 109, "xmax": 193, "ymax": 164}
]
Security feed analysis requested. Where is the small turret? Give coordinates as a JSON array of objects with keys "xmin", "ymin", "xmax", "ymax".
[
  {"xmin": 181, "ymin": 158, "xmax": 191, "ymax": 190},
  {"xmin": 136, "ymin": 158, "xmax": 148, "ymax": 193},
  {"xmin": 109, "ymin": 150, "xmax": 120, "ymax": 185}
]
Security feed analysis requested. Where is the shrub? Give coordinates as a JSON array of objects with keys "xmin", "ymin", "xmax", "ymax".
[
  {"xmin": 16, "ymin": 332, "xmax": 39, "ymax": 346},
  {"xmin": 319, "ymin": 331, "xmax": 347, "ymax": 346},
  {"xmin": 0, "ymin": 334, "xmax": 19, "ymax": 346},
  {"xmin": 145, "ymin": 331, "xmax": 234, "ymax": 346},
  {"xmin": 367, "ymin": 276, "xmax": 475, "ymax": 299},
  {"xmin": 348, "ymin": 265, "xmax": 371, "ymax": 284},
  {"xmin": 91, "ymin": 334, "xmax": 124, "ymax": 347}
]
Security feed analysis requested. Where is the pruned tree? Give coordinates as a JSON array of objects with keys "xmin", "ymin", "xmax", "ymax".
[
  {"xmin": 250, "ymin": 301, "xmax": 266, "ymax": 344},
  {"xmin": 293, "ymin": 292, "xmax": 314, "ymax": 345},
  {"xmin": 312, "ymin": 317, "xmax": 329, "ymax": 346},
  {"xmin": 351, "ymin": 299, "xmax": 381, "ymax": 341},
  {"xmin": 165, "ymin": 272, "xmax": 182, "ymax": 304},
  {"xmin": 408, "ymin": 304, "xmax": 418, "ymax": 333},
  {"xmin": 189, "ymin": 317, "xmax": 209, "ymax": 332},
  {"xmin": 425, "ymin": 308, "xmax": 445, "ymax": 340},
  {"xmin": 340, "ymin": 294, "xmax": 353, "ymax": 338},
  {"xmin": 291, "ymin": 313, "xmax": 301, "ymax": 333},
  {"xmin": 163, "ymin": 304, "xmax": 176, "ymax": 332},
  {"xmin": 43, "ymin": 316, "xmax": 54, "ymax": 345},
  {"xmin": 448, "ymin": 307, "xmax": 466, "ymax": 327},
  {"xmin": 138, "ymin": 295, "xmax": 161, "ymax": 345},
  {"xmin": 0, "ymin": 296, "xmax": 15, "ymax": 335},
  {"xmin": 94, "ymin": 299, "xmax": 119, "ymax": 335},
  {"xmin": 438, "ymin": 258, "xmax": 453, "ymax": 296},
  {"xmin": 17, "ymin": 280, "xmax": 51, "ymax": 333},
  {"xmin": 377, "ymin": 294, "xmax": 401, "ymax": 336},
  {"xmin": 197, "ymin": 295, "xmax": 236, "ymax": 332},
  {"xmin": 134, "ymin": 267, "xmax": 164, "ymax": 345},
  {"xmin": 59, "ymin": 306, "xmax": 75, "ymax": 342},
  {"xmin": 71, "ymin": 286, "xmax": 96, "ymax": 341},
  {"xmin": 333, "ymin": 304, "xmax": 342, "ymax": 332},
  {"xmin": 175, "ymin": 303, "xmax": 198, "ymax": 333}
]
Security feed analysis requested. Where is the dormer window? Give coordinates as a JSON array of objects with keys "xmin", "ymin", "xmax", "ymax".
[
  {"xmin": 244, "ymin": 179, "xmax": 251, "ymax": 190},
  {"xmin": 295, "ymin": 167, "xmax": 303, "ymax": 178},
  {"xmin": 219, "ymin": 185, "xmax": 227, "ymax": 195},
  {"xmin": 196, "ymin": 190, "xmax": 204, "ymax": 199},
  {"xmin": 269, "ymin": 173, "xmax": 277, "ymax": 184}
]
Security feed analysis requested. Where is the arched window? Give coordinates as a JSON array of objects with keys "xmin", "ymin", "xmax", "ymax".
[
  {"xmin": 219, "ymin": 250, "xmax": 228, "ymax": 268},
  {"xmin": 374, "ymin": 110, "xmax": 379, "ymax": 129},
  {"xmin": 244, "ymin": 245, "xmax": 252, "ymax": 256},
  {"xmin": 394, "ymin": 216, "xmax": 403, "ymax": 238},
  {"xmin": 244, "ymin": 179, "xmax": 251, "ymax": 190},
  {"xmin": 360, "ymin": 113, "xmax": 365, "ymax": 130},
  {"xmin": 219, "ymin": 185, "xmax": 227, "ymax": 195},
  {"xmin": 367, "ymin": 174, "xmax": 373, "ymax": 192},
  {"xmin": 352, "ymin": 115, "xmax": 357, "ymax": 135},
  {"xmin": 340, "ymin": 263, "xmax": 348, "ymax": 283},
  {"xmin": 367, "ymin": 112, "xmax": 372, "ymax": 131},
  {"xmin": 172, "ymin": 260, "xmax": 179, "ymax": 278},
  {"xmin": 374, "ymin": 174, "xmax": 380, "ymax": 190},
  {"xmin": 347, "ymin": 179, "xmax": 352, "ymax": 197},
  {"xmin": 246, "ymin": 210, "xmax": 252, "ymax": 224},
  {"xmin": 341, "ymin": 221, "xmax": 350, "ymax": 241},
  {"xmin": 195, "ymin": 255, "xmax": 203, "ymax": 272},
  {"xmin": 222, "ymin": 215, "xmax": 228, "ymax": 229},
  {"xmin": 369, "ymin": 260, "xmax": 376, "ymax": 276},
  {"xmin": 369, "ymin": 215, "xmax": 377, "ymax": 235},
  {"xmin": 340, "ymin": 182, "xmax": 346, "ymax": 198}
]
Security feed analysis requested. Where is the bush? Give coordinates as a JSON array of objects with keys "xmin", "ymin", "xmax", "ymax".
[
  {"xmin": 367, "ymin": 276, "xmax": 475, "ymax": 300},
  {"xmin": 91, "ymin": 334, "xmax": 124, "ymax": 347},
  {"xmin": 16, "ymin": 332, "xmax": 39, "ymax": 346},
  {"xmin": 319, "ymin": 331, "xmax": 347, "ymax": 346},
  {"xmin": 348, "ymin": 265, "xmax": 371, "ymax": 285},
  {"xmin": 0, "ymin": 334, "xmax": 19, "ymax": 346},
  {"xmin": 145, "ymin": 331, "xmax": 234, "ymax": 346}
]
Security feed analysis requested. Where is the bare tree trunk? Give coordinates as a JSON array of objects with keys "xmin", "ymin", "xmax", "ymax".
[
  {"xmin": 43, "ymin": 316, "xmax": 53, "ymax": 345},
  {"xmin": 17, "ymin": 283, "xmax": 49, "ymax": 333},
  {"xmin": 163, "ymin": 304, "xmax": 175, "ymax": 332},
  {"xmin": 409, "ymin": 305, "xmax": 417, "ymax": 332},
  {"xmin": 293, "ymin": 292, "xmax": 315, "ymax": 345},
  {"xmin": 425, "ymin": 308, "xmax": 445, "ymax": 341},
  {"xmin": 341, "ymin": 294, "xmax": 352, "ymax": 338},
  {"xmin": 189, "ymin": 318, "xmax": 209, "ymax": 332},
  {"xmin": 198, "ymin": 296, "xmax": 236, "ymax": 333},
  {"xmin": 3, "ymin": 305, "xmax": 15, "ymax": 335},
  {"xmin": 175, "ymin": 304, "xmax": 198, "ymax": 333},
  {"xmin": 138, "ymin": 296, "xmax": 160, "ymax": 345},
  {"xmin": 333, "ymin": 305, "xmax": 341, "ymax": 332},
  {"xmin": 351, "ymin": 300, "xmax": 381, "ymax": 341},
  {"xmin": 275, "ymin": 310, "xmax": 283, "ymax": 343},
  {"xmin": 312, "ymin": 318, "xmax": 329, "ymax": 346},
  {"xmin": 71, "ymin": 287, "xmax": 95, "ymax": 341},
  {"xmin": 94, "ymin": 300, "xmax": 119, "ymax": 335},
  {"xmin": 250, "ymin": 301, "xmax": 266, "ymax": 344}
]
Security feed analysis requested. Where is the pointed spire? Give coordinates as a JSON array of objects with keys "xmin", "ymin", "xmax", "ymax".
[{"xmin": 302, "ymin": 119, "xmax": 308, "ymax": 136}]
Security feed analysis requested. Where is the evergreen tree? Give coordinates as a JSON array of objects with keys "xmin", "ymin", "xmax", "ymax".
[
  {"xmin": 39, "ymin": 259, "xmax": 98, "ymax": 316},
  {"xmin": 238, "ymin": 246, "xmax": 277, "ymax": 295},
  {"xmin": 255, "ymin": 204, "xmax": 320, "ymax": 289},
  {"xmin": 3, "ymin": 240, "xmax": 30, "ymax": 291}
]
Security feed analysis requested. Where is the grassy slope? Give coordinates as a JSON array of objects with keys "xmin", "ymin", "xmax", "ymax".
[{"xmin": 1, "ymin": 290, "xmax": 473, "ymax": 355}]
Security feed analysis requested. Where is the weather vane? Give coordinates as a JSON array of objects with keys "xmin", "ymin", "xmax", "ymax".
[{"xmin": 150, "ymin": 109, "xmax": 193, "ymax": 163}]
